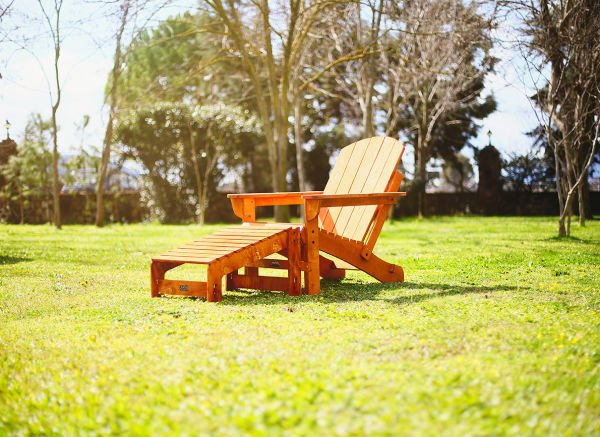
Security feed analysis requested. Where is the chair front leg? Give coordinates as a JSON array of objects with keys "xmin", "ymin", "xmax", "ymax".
[
  {"xmin": 304, "ymin": 199, "xmax": 321, "ymax": 295},
  {"xmin": 287, "ymin": 227, "xmax": 302, "ymax": 296}
]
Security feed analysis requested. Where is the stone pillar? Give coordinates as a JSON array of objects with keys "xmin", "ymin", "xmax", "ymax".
[{"xmin": 477, "ymin": 145, "xmax": 502, "ymax": 215}]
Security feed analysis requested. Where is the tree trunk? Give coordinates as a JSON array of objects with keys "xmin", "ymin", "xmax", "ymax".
[
  {"xmin": 51, "ymin": 115, "xmax": 61, "ymax": 229},
  {"xmin": 416, "ymin": 137, "xmax": 427, "ymax": 218},
  {"xmin": 198, "ymin": 187, "xmax": 207, "ymax": 226},
  {"xmin": 558, "ymin": 189, "xmax": 576, "ymax": 237},
  {"xmin": 46, "ymin": 196, "xmax": 52, "ymax": 223},
  {"xmin": 95, "ymin": 120, "xmax": 112, "ymax": 227},
  {"xmin": 578, "ymin": 183, "xmax": 585, "ymax": 226},
  {"xmin": 39, "ymin": 0, "xmax": 63, "ymax": 229},
  {"xmin": 567, "ymin": 204, "xmax": 572, "ymax": 236},
  {"xmin": 294, "ymin": 96, "xmax": 306, "ymax": 221},
  {"xmin": 558, "ymin": 215, "xmax": 567, "ymax": 237},
  {"xmin": 387, "ymin": 203, "xmax": 395, "ymax": 223},
  {"xmin": 579, "ymin": 175, "xmax": 592, "ymax": 223},
  {"xmin": 199, "ymin": 151, "xmax": 216, "ymax": 228},
  {"xmin": 197, "ymin": 201, "xmax": 206, "ymax": 226},
  {"xmin": 274, "ymin": 121, "xmax": 290, "ymax": 222},
  {"xmin": 294, "ymin": 96, "xmax": 306, "ymax": 192},
  {"xmin": 189, "ymin": 129, "xmax": 204, "ymax": 225},
  {"xmin": 360, "ymin": 0, "xmax": 381, "ymax": 138},
  {"xmin": 96, "ymin": 0, "xmax": 129, "ymax": 227},
  {"xmin": 51, "ymin": 47, "xmax": 62, "ymax": 230},
  {"xmin": 363, "ymin": 85, "xmax": 375, "ymax": 137},
  {"xmin": 583, "ymin": 179, "xmax": 592, "ymax": 220}
]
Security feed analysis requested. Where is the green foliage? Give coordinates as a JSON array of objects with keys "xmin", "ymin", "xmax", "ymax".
[
  {"xmin": 0, "ymin": 114, "xmax": 53, "ymax": 222},
  {"xmin": 117, "ymin": 102, "xmax": 262, "ymax": 222},
  {"xmin": 117, "ymin": 12, "xmax": 238, "ymax": 109},
  {"xmin": 114, "ymin": 11, "xmax": 270, "ymax": 221},
  {"xmin": 191, "ymin": 103, "xmax": 261, "ymax": 149},
  {"xmin": 502, "ymin": 151, "xmax": 555, "ymax": 192},
  {"xmin": 0, "ymin": 217, "xmax": 598, "ymax": 434},
  {"xmin": 428, "ymin": 94, "xmax": 498, "ymax": 162}
]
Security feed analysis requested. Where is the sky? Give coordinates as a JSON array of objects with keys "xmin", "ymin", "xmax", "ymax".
[
  {"xmin": 1, "ymin": 1, "xmax": 540, "ymax": 162},
  {"xmin": 1, "ymin": 0, "xmax": 187, "ymax": 154}
]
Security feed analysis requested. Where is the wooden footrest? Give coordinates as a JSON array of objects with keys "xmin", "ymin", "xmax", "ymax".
[{"xmin": 150, "ymin": 223, "xmax": 301, "ymax": 301}]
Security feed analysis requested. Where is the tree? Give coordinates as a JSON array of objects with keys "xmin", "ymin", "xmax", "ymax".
[
  {"xmin": 37, "ymin": 0, "xmax": 64, "ymax": 229},
  {"xmin": 512, "ymin": 0, "xmax": 600, "ymax": 236},
  {"xmin": 118, "ymin": 104, "xmax": 197, "ymax": 222},
  {"xmin": 117, "ymin": 102, "xmax": 261, "ymax": 223},
  {"xmin": 287, "ymin": 2, "xmax": 367, "ymax": 196},
  {"xmin": 116, "ymin": 12, "xmax": 233, "ymax": 109},
  {"xmin": 63, "ymin": 148, "xmax": 101, "ymax": 193},
  {"xmin": 306, "ymin": 0, "xmax": 495, "ymax": 216},
  {"xmin": 115, "ymin": 12, "xmax": 272, "ymax": 222},
  {"xmin": 205, "ymin": 0, "xmax": 341, "ymax": 222},
  {"xmin": 1, "ymin": 1, "xmax": 70, "ymax": 226},
  {"xmin": 189, "ymin": 104, "xmax": 262, "ymax": 224},
  {"xmin": 95, "ymin": 0, "xmax": 131, "ymax": 227},
  {"xmin": 502, "ymin": 152, "xmax": 554, "ymax": 192},
  {"xmin": 306, "ymin": 1, "xmax": 390, "ymax": 139},
  {"xmin": 386, "ymin": 0, "xmax": 496, "ymax": 216},
  {"xmin": 95, "ymin": 0, "xmax": 173, "ymax": 227}
]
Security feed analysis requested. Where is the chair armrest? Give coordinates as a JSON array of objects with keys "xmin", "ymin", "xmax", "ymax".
[
  {"xmin": 301, "ymin": 192, "xmax": 406, "ymax": 207},
  {"xmin": 228, "ymin": 191, "xmax": 323, "ymax": 206},
  {"xmin": 228, "ymin": 191, "xmax": 324, "ymax": 222},
  {"xmin": 302, "ymin": 192, "xmax": 406, "ymax": 222}
]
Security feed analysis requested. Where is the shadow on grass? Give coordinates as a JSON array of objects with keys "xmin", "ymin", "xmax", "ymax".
[
  {"xmin": 0, "ymin": 255, "xmax": 32, "ymax": 265},
  {"xmin": 543, "ymin": 235, "xmax": 599, "ymax": 245},
  {"xmin": 381, "ymin": 281, "xmax": 519, "ymax": 306},
  {"xmin": 219, "ymin": 280, "xmax": 522, "ymax": 306}
]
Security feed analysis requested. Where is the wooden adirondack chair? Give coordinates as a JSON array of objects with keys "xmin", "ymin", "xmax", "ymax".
[{"xmin": 151, "ymin": 136, "xmax": 405, "ymax": 301}]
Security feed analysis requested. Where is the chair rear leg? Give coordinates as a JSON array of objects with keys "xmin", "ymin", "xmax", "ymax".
[
  {"xmin": 319, "ymin": 232, "xmax": 404, "ymax": 284},
  {"xmin": 361, "ymin": 253, "xmax": 404, "ymax": 283},
  {"xmin": 319, "ymin": 257, "xmax": 346, "ymax": 280}
]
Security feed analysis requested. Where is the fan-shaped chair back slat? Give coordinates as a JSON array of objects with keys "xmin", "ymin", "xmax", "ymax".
[{"xmin": 318, "ymin": 136, "xmax": 405, "ymax": 242}]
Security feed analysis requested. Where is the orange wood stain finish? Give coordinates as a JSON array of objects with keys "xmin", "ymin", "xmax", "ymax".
[{"xmin": 150, "ymin": 136, "xmax": 406, "ymax": 301}]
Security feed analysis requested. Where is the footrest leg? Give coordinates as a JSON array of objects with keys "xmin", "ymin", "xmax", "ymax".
[
  {"xmin": 151, "ymin": 261, "xmax": 161, "ymax": 298},
  {"xmin": 151, "ymin": 261, "xmax": 182, "ymax": 297},
  {"xmin": 207, "ymin": 265, "xmax": 223, "ymax": 302}
]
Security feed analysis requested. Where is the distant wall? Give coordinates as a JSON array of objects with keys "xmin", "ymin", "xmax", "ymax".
[
  {"xmin": 210, "ymin": 190, "xmax": 600, "ymax": 222},
  {"xmin": 1, "ymin": 192, "xmax": 144, "ymax": 224},
  {"xmin": 393, "ymin": 191, "xmax": 600, "ymax": 217},
  {"xmin": 4, "ymin": 190, "xmax": 598, "ymax": 224}
]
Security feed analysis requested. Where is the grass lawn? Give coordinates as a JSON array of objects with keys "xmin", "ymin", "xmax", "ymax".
[{"xmin": 0, "ymin": 217, "xmax": 599, "ymax": 435}]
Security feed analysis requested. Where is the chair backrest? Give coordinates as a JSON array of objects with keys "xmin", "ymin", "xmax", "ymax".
[{"xmin": 318, "ymin": 136, "xmax": 405, "ymax": 242}]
